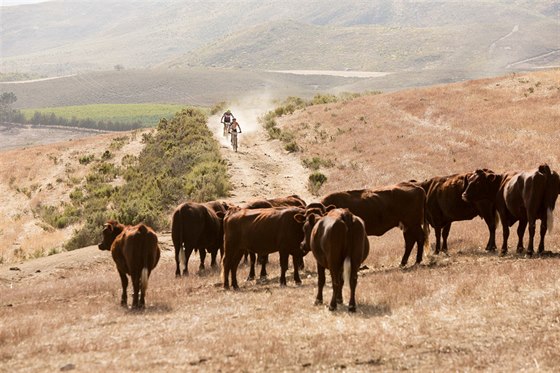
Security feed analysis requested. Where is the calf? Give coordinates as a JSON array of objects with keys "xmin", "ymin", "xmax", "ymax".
[
  {"xmin": 462, "ymin": 164, "xmax": 560, "ymax": 256},
  {"xmin": 296, "ymin": 208, "xmax": 369, "ymax": 312},
  {"xmin": 98, "ymin": 220, "xmax": 160, "ymax": 309}
]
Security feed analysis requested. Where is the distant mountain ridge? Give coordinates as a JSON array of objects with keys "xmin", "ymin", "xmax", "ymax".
[{"xmin": 1, "ymin": 0, "xmax": 558, "ymax": 76}]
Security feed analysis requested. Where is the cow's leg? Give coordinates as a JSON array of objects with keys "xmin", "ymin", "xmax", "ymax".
[
  {"xmin": 516, "ymin": 219, "xmax": 527, "ymax": 254},
  {"xmin": 483, "ymin": 213, "xmax": 497, "ymax": 251},
  {"xmin": 210, "ymin": 249, "xmax": 218, "ymax": 268},
  {"xmin": 348, "ymin": 260, "xmax": 359, "ymax": 313},
  {"xmin": 174, "ymin": 246, "xmax": 182, "ymax": 277},
  {"xmin": 414, "ymin": 226, "xmax": 425, "ymax": 264},
  {"xmin": 292, "ymin": 255, "xmax": 302, "ymax": 285},
  {"xmin": 131, "ymin": 273, "xmax": 140, "ymax": 309},
  {"xmin": 538, "ymin": 219, "xmax": 547, "ymax": 254},
  {"xmin": 247, "ymin": 252, "xmax": 256, "ymax": 281},
  {"xmin": 500, "ymin": 220, "xmax": 510, "ymax": 256},
  {"xmin": 199, "ymin": 248, "xmax": 206, "ymax": 271},
  {"xmin": 231, "ymin": 251, "xmax": 243, "ymax": 290},
  {"xmin": 400, "ymin": 230, "xmax": 415, "ymax": 267},
  {"xmin": 118, "ymin": 270, "xmax": 128, "ymax": 307},
  {"xmin": 329, "ymin": 267, "xmax": 341, "ymax": 311},
  {"xmin": 441, "ymin": 223, "xmax": 451, "ymax": 254},
  {"xmin": 526, "ymin": 218, "xmax": 536, "ymax": 257},
  {"xmin": 336, "ymin": 270, "xmax": 343, "ymax": 304},
  {"xmin": 223, "ymin": 255, "xmax": 230, "ymax": 289},
  {"xmin": 258, "ymin": 254, "xmax": 268, "ymax": 279},
  {"xmin": 434, "ymin": 226, "xmax": 442, "ymax": 254},
  {"xmin": 315, "ymin": 263, "xmax": 325, "ymax": 305},
  {"xmin": 183, "ymin": 246, "xmax": 193, "ymax": 276},
  {"xmin": 279, "ymin": 251, "xmax": 289, "ymax": 287}
]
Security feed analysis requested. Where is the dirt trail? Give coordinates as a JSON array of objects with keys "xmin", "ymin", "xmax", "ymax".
[
  {"xmin": 209, "ymin": 101, "xmax": 313, "ymax": 205},
  {"xmin": 0, "ymin": 99, "xmax": 313, "ymax": 283}
]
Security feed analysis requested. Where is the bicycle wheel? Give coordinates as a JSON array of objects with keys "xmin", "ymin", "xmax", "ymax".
[{"xmin": 232, "ymin": 133, "xmax": 238, "ymax": 152}]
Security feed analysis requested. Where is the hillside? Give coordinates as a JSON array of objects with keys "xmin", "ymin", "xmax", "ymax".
[
  {"xmin": 2, "ymin": 70, "xmax": 560, "ymax": 371},
  {"xmin": 279, "ymin": 68, "xmax": 560, "ymax": 192},
  {"xmin": 1, "ymin": 0, "xmax": 558, "ymax": 75}
]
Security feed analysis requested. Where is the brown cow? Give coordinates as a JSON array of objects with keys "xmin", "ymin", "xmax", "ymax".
[
  {"xmin": 418, "ymin": 172, "xmax": 497, "ymax": 254},
  {"xmin": 296, "ymin": 208, "xmax": 369, "ymax": 312},
  {"xmin": 222, "ymin": 206, "xmax": 306, "ymax": 289},
  {"xmin": 321, "ymin": 182, "xmax": 429, "ymax": 267},
  {"xmin": 171, "ymin": 202, "xmax": 225, "ymax": 277},
  {"xmin": 98, "ymin": 220, "xmax": 160, "ymax": 309},
  {"xmin": 242, "ymin": 195, "xmax": 307, "ymax": 280},
  {"xmin": 462, "ymin": 164, "xmax": 560, "ymax": 256}
]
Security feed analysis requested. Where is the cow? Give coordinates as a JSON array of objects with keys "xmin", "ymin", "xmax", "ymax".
[
  {"xmin": 321, "ymin": 181, "xmax": 429, "ymax": 267},
  {"xmin": 462, "ymin": 164, "xmax": 560, "ymax": 256},
  {"xmin": 98, "ymin": 220, "xmax": 160, "ymax": 309},
  {"xmin": 222, "ymin": 206, "xmax": 306, "ymax": 289},
  {"xmin": 242, "ymin": 195, "xmax": 307, "ymax": 280},
  {"xmin": 417, "ymin": 171, "xmax": 497, "ymax": 254},
  {"xmin": 171, "ymin": 201, "xmax": 225, "ymax": 277},
  {"xmin": 295, "ymin": 208, "xmax": 369, "ymax": 312}
]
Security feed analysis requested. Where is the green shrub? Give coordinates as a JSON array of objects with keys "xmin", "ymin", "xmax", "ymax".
[{"xmin": 308, "ymin": 172, "xmax": 328, "ymax": 195}]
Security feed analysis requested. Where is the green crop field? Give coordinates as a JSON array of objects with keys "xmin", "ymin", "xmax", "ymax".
[{"xmin": 20, "ymin": 103, "xmax": 188, "ymax": 127}]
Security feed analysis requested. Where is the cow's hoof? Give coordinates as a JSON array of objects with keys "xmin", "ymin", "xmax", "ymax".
[
  {"xmin": 336, "ymin": 298, "xmax": 343, "ymax": 305},
  {"xmin": 525, "ymin": 252, "xmax": 534, "ymax": 258},
  {"xmin": 314, "ymin": 299, "xmax": 323, "ymax": 306},
  {"xmin": 295, "ymin": 280, "xmax": 302, "ymax": 286},
  {"xmin": 280, "ymin": 283, "xmax": 287, "ymax": 288},
  {"xmin": 328, "ymin": 305, "xmax": 336, "ymax": 311},
  {"xmin": 499, "ymin": 251, "xmax": 507, "ymax": 257},
  {"xmin": 348, "ymin": 306, "xmax": 356, "ymax": 313},
  {"xmin": 246, "ymin": 276, "xmax": 255, "ymax": 281}
]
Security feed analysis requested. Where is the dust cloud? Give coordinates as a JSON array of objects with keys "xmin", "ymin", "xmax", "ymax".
[{"xmin": 210, "ymin": 93, "xmax": 275, "ymax": 148}]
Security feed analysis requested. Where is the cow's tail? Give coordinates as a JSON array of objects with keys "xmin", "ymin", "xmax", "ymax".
[
  {"xmin": 138, "ymin": 224, "xmax": 150, "ymax": 296},
  {"xmin": 179, "ymin": 245, "xmax": 186, "ymax": 269},
  {"xmin": 548, "ymin": 208, "xmax": 554, "ymax": 233},
  {"xmin": 343, "ymin": 257, "xmax": 351, "ymax": 289},
  {"xmin": 423, "ymin": 200, "xmax": 431, "ymax": 254},
  {"xmin": 172, "ymin": 208, "xmax": 185, "ymax": 271}
]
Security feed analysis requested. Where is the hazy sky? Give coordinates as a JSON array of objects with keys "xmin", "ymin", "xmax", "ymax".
[{"xmin": 1, "ymin": 0, "xmax": 50, "ymax": 5}]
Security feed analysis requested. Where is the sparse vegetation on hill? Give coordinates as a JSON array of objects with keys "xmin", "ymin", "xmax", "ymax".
[
  {"xmin": 62, "ymin": 108, "xmax": 230, "ymax": 250},
  {"xmin": 277, "ymin": 69, "xmax": 560, "ymax": 192}
]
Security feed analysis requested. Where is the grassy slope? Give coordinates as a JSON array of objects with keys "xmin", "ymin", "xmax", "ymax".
[
  {"xmin": 2, "ymin": 70, "xmax": 560, "ymax": 371},
  {"xmin": 279, "ymin": 69, "xmax": 560, "ymax": 192}
]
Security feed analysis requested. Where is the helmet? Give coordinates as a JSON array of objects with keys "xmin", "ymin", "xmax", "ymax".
[{"xmin": 226, "ymin": 109, "xmax": 231, "ymax": 114}]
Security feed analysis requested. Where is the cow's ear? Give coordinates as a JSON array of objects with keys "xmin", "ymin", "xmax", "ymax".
[
  {"xmin": 104, "ymin": 223, "xmax": 112, "ymax": 232},
  {"xmin": 325, "ymin": 204, "xmax": 336, "ymax": 212},
  {"xmin": 216, "ymin": 211, "xmax": 225, "ymax": 220},
  {"xmin": 308, "ymin": 213, "xmax": 316, "ymax": 226},
  {"xmin": 475, "ymin": 169, "xmax": 484, "ymax": 175},
  {"xmin": 488, "ymin": 173, "xmax": 497, "ymax": 183},
  {"xmin": 294, "ymin": 213, "xmax": 306, "ymax": 223}
]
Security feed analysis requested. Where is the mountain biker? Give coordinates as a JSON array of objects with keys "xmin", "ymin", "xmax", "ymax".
[
  {"xmin": 229, "ymin": 118, "xmax": 242, "ymax": 150},
  {"xmin": 221, "ymin": 109, "xmax": 235, "ymax": 136}
]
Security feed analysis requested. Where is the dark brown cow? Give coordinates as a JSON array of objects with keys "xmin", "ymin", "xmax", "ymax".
[
  {"xmin": 321, "ymin": 182, "xmax": 429, "ymax": 267},
  {"xmin": 171, "ymin": 202, "xmax": 225, "ymax": 277},
  {"xmin": 98, "ymin": 220, "xmax": 160, "ymax": 309},
  {"xmin": 242, "ymin": 195, "xmax": 307, "ymax": 280},
  {"xmin": 222, "ymin": 206, "xmax": 306, "ymax": 289},
  {"xmin": 462, "ymin": 164, "xmax": 560, "ymax": 256},
  {"xmin": 296, "ymin": 208, "xmax": 369, "ymax": 312},
  {"xmin": 418, "ymin": 172, "xmax": 497, "ymax": 254}
]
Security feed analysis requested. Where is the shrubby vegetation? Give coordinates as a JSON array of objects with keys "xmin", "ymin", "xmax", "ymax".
[{"xmin": 62, "ymin": 108, "xmax": 230, "ymax": 250}]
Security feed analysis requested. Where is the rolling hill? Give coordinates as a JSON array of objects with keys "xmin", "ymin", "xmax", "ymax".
[{"xmin": 1, "ymin": 0, "xmax": 558, "ymax": 76}]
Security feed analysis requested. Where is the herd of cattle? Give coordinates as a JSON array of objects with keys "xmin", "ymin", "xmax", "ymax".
[{"xmin": 98, "ymin": 163, "xmax": 560, "ymax": 312}]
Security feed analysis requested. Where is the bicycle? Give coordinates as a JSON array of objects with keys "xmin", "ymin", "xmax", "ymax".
[
  {"xmin": 230, "ymin": 129, "xmax": 241, "ymax": 152},
  {"xmin": 222, "ymin": 121, "xmax": 231, "ymax": 137}
]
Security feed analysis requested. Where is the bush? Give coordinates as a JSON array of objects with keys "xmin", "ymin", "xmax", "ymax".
[{"xmin": 308, "ymin": 172, "xmax": 327, "ymax": 195}]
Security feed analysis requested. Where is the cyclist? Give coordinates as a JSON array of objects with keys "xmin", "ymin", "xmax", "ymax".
[
  {"xmin": 229, "ymin": 118, "xmax": 242, "ymax": 151},
  {"xmin": 221, "ymin": 109, "xmax": 235, "ymax": 136}
]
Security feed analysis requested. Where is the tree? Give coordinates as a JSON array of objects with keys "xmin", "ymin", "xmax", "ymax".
[{"xmin": 0, "ymin": 92, "xmax": 18, "ymax": 122}]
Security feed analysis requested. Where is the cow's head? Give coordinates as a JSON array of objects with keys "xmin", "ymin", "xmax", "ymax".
[
  {"xmin": 294, "ymin": 212, "xmax": 319, "ymax": 256},
  {"xmin": 98, "ymin": 220, "xmax": 124, "ymax": 251},
  {"xmin": 462, "ymin": 169, "xmax": 498, "ymax": 203}
]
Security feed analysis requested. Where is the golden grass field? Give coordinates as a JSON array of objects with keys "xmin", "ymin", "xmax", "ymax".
[{"xmin": 1, "ymin": 69, "xmax": 560, "ymax": 372}]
